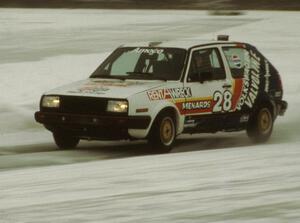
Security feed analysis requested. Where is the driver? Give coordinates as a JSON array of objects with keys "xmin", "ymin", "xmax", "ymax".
[
  {"xmin": 189, "ymin": 51, "xmax": 210, "ymax": 81},
  {"xmin": 194, "ymin": 51, "xmax": 211, "ymax": 73}
]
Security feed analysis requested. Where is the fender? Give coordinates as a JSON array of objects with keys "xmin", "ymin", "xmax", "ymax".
[
  {"xmin": 128, "ymin": 101, "xmax": 184, "ymax": 139},
  {"xmin": 252, "ymin": 92, "xmax": 277, "ymax": 119},
  {"xmin": 149, "ymin": 101, "xmax": 185, "ymax": 135}
]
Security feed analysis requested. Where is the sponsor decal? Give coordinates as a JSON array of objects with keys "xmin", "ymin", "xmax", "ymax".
[
  {"xmin": 147, "ymin": 87, "xmax": 192, "ymax": 100},
  {"xmin": 240, "ymin": 114, "xmax": 249, "ymax": 123},
  {"xmin": 184, "ymin": 117, "xmax": 197, "ymax": 127},
  {"xmin": 213, "ymin": 91, "xmax": 233, "ymax": 112},
  {"xmin": 70, "ymin": 86, "xmax": 109, "ymax": 95},
  {"xmin": 134, "ymin": 48, "xmax": 164, "ymax": 55},
  {"xmin": 231, "ymin": 55, "xmax": 242, "ymax": 68},
  {"xmin": 92, "ymin": 80, "xmax": 135, "ymax": 87},
  {"xmin": 69, "ymin": 80, "xmax": 141, "ymax": 95},
  {"xmin": 231, "ymin": 79, "xmax": 244, "ymax": 111},
  {"xmin": 69, "ymin": 82, "xmax": 110, "ymax": 95},
  {"xmin": 175, "ymin": 97, "xmax": 213, "ymax": 115},
  {"xmin": 185, "ymin": 118, "xmax": 195, "ymax": 124},
  {"xmin": 182, "ymin": 100, "xmax": 211, "ymax": 110},
  {"xmin": 236, "ymin": 50, "xmax": 261, "ymax": 110}
]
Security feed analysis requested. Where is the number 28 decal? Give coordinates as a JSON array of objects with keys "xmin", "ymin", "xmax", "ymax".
[{"xmin": 213, "ymin": 90, "xmax": 232, "ymax": 112}]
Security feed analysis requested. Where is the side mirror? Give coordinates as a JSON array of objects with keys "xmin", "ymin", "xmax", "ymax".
[{"xmin": 199, "ymin": 71, "xmax": 213, "ymax": 83}]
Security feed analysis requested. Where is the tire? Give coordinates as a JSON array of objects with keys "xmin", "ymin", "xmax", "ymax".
[
  {"xmin": 148, "ymin": 112, "xmax": 176, "ymax": 153},
  {"xmin": 247, "ymin": 106, "xmax": 273, "ymax": 143},
  {"xmin": 53, "ymin": 132, "xmax": 79, "ymax": 149}
]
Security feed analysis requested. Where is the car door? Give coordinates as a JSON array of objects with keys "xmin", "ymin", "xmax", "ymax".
[
  {"xmin": 181, "ymin": 46, "xmax": 233, "ymax": 117},
  {"xmin": 221, "ymin": 45, "xmax": 252, "ymax": 113}
]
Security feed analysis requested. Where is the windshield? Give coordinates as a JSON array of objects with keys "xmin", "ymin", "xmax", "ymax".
[{"xmin": 90, "ymin": 47, "xmax": 187, "ymax": 81}]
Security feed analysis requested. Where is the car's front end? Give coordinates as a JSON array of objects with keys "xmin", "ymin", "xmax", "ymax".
[
  {"xmin": 35, "ymin": 94, "xmax": 152, "ymax": 140},
  {"xmin": 34, "ymin": 78, "xmax": 166, "ymax": 140},
  {"xmin": 35, "ymin": 46, "xmax": 187, "ymax": 145}
]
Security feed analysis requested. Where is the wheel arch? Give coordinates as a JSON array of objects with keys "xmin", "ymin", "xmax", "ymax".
[
  {"xmin": 148, "ymin": 103, "xmax": 183, "ymax": 137},
  {"xmin": 253, "ymin": 94, "xmax": 276, "ymax": 120}
]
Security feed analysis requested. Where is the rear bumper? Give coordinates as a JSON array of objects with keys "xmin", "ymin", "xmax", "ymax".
[
  {"xmin": 35, "ymin": 111, "xmax": 151, "ymax": 139},
  {"xmin": 277, "ymin": 100, "xmax": 288, "ymax": 116}
]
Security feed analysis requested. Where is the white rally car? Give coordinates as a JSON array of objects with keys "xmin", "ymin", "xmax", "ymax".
[{"xmin": 35, "ymin": 36, "xmax": 287, "ymax": 152}]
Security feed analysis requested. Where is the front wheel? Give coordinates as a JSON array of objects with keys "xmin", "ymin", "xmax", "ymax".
[
  {"xmin": 53, "ymin": 132, "xmax": 80, "ymax": 149},
  {"xmin": 247, "ymin": 106, "xmax": 273, "ymax": 143},
  {"xmin": 148, "ymin": 113, "xmax": 176, "ymax": 153}
]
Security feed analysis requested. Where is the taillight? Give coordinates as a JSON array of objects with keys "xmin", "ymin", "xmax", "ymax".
[{"xmin": 277, "ymin": 74, "xmax": 283, "ymax": 90}]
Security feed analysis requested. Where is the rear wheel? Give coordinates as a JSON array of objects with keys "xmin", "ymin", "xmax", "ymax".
[
  {"xmin": 53, "ymin": 132, "xmax": 79, "ymax": 149},
  {"xmin": 148, "ymin": 112, "xmax": 176, "ymax": 153},
  {"xmin": 247, "ymin": 106, "xmax": 273, "ymax": 143}
]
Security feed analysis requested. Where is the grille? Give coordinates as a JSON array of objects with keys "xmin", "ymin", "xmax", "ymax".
[
  {"xmin": 61, "ymin": 96, "xmax": 107, "ymax": 114},
  {"xmin": 42, "ymin": 96, "xmax": 108, "ymax": 115}
]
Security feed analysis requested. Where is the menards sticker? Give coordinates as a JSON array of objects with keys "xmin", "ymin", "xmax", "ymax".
[
  {"xmin": 182, "ymin": 100, "xmax": 211, "ymax": 111},
  {"xmin": 147, "ymin": 87, "xmax": 192, "ymax": 100},
  {"xmin": 175, "ymin": 97, "xmax": 213, "ymax": 114}
]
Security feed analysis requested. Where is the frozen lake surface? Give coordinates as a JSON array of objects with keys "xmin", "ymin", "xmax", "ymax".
[
  {"xmin": 0, "ymin": 9, "xmax": 300, "ymax": 222},
  {"xmin": 0, "ymin": 9, "xmax": 258, "ymax": 64}
]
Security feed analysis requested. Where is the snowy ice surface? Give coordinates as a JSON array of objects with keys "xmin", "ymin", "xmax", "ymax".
[{"xmin": 0, "ymin": 9, "xmax": 300, "ymax": 222}]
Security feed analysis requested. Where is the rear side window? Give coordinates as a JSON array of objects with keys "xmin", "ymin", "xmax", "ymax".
[{"xmin": 222, "ymin": 47, "xmax": 249, "ymax": 78}]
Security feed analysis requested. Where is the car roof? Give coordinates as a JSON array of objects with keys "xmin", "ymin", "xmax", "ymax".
[{"xmin": 121, "ymin": 38, "xmax": 247, "ymax": 50}]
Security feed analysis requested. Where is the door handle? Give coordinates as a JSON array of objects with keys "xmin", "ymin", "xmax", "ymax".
[{"xmin": 222, "ymin": 83, "xmax": 232, "ymax": 88}]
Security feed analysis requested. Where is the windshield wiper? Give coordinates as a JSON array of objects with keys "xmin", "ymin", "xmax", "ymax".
[
  {"xmin": 153, "ymin": 76, "xmax": 167, "ymax": 81},
  {"xmin": 91, "ymin": 75, "xmax": 126, "ymax": 81},
  {"xmin": 126, "ymin": 71, "xmax": 153, "ymax": 76}
]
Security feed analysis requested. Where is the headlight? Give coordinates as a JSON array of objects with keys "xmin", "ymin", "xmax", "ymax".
[
  {"xmin": 42, "ymin": 96, "xmax": 60, "ymax": 108},
  {"xmin": 106, "ymin": 100, "xmax": 128, "ymax": 113}
]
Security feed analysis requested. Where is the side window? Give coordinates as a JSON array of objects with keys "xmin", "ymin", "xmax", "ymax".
[
  {"xmin": 222, "ymin": 47, "xmax": 248, "ymax": 78},
  {"xmin": 188, "ymin": 48, "xmax": 226, "ymax": 82},
  {"xmin": 210, "ymin": 49, "xmax": 222, "ymax": 68}
]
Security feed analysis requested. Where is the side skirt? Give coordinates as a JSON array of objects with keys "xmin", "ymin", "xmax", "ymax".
[{"xmin": 182, "ymin": 112, "xmax": 250, "ymax": 134}]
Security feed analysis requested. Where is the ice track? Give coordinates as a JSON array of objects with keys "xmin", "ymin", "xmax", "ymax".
[{"xmin": 0, "ymin": 9, "xmax": 300, "ymax": 222}]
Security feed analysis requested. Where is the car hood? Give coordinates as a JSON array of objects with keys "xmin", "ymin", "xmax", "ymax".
[{"xmin": 45, "ymin": 78, "xmax": 165, "ymax": 99}]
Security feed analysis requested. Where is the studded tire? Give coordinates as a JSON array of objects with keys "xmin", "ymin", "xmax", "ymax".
[
  {"xmin": 247, "ymin": 106, "xmax": 273, "ymax": 143},
  {"xmin": 53, "ymin": 132, "xmax": 80, "ymax": 149},
  {"xmin": 148, "ymin": 112, "xmax": 176, "ymax": 153}
]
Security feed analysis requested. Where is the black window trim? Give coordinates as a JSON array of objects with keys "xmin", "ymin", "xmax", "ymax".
[{"xmin": 186, "ymin": 47, "xmax": 227, "ymax": 83}]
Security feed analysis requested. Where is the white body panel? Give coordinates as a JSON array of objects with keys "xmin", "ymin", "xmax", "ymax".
[{"xmin": 127, "ymin": 81, "xmax": 185, "ymax": 138}]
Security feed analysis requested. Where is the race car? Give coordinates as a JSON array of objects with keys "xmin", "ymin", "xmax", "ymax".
[{"xmin": 35, "ymin": 35, "xmax": 288, "ymax": 153}]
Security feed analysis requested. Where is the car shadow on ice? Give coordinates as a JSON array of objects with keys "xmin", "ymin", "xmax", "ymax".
[
  {"xmin": 173, "ymin": 132, "xmax": 254, "ymax": 153},
  {"xmin": 0, "ymin": 143, "xmax": 58, "ymax": 156},
  {"xmin": 0, "ymin": 141, "xmax": 152, "ymax": 171},
  {"xmin": 78, "ymin": 131, "xmax": 254, "ymax": 155},
  {"xmin": 0, "ymin": 130, "xmax": 287, "ymax": 171},
  {"xmin": 59, "ymin": 125, "xmax": 295, "ymax": 155},
  {"xmin": 78, "ymin": 140, "xmax": 154, "ymax": 156},
  {"xmin": 64, "ymin": 130, "xmax": 269, "ymax": 155},
  {"xmin": 1, "ymin": 128, "xmax": 288, "ymax": 158}
]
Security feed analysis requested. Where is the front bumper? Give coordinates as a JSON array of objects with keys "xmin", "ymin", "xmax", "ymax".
[{"xmin": 35, "ymin": 111, "xmax": 151, "ymax": 139}]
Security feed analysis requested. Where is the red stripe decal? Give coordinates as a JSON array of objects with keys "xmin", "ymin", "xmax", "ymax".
[{"xmin": 232, "ymin": 78, "xmax": 244, "ymax": 110}]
